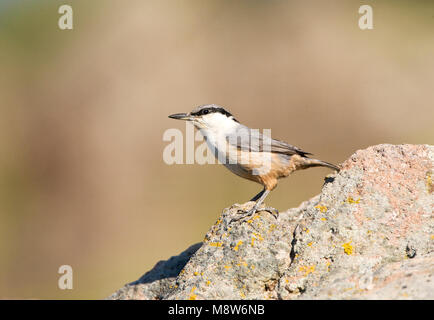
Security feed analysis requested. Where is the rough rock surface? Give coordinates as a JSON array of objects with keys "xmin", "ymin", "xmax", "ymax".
[{"xmin": 109, "ymin": 144, "xmax": 434, "ymax": 300}]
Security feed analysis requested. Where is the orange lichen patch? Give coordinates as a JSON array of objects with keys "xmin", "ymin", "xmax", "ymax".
[
  {"xmin": 224, "ymin": 265, "xmax": 232, "ymax": 271},
  {"xmin": 321, "ymin": 217, "xmax": 327, "ymax": 221},
  {"xmin": 315, "ymin": 205, "xmax": 328, "ymax": 213},
  {"xmin": 347, "ymin": 146, "xmax": 432, "ymax": 244},
  {"xmin": 430, "ymin": 235, "xmax": 434, "ymax": 240},
  {"xmin": 343, "ymin": 145, "xmax": 431, "ymax": 242},
  {"xmin": 325, "ymin": 260, "xmax": 331, "ymax": 272},
  {"xmin": 233, "ymin": 240, "xmax": 243, "ymax": 251},
  {"xmin": 352, "ymin": 206, "xmax": 366, "ymax": 227},
  {"xmin": 427, "ymin": 172, "xmax": 433, "ymax": 193},
  {"xmin": 215, "ymin": 218, "xmax": 222, "ymax": 225},
  {"xmin": 307, "ymin": 242, "xmax": 313, "ymax": 247},
  {"xmin": 193, "ymin": 271, "xmax": 199, "ymax": 276},
  {"xmin": 342, "ymin": 241, "xmax": 354, "ymax": 255},
  {"xmin": 209, "ymin": 242, "xmax": 223, "ymax": 247},
  {"xmin": 189, "ymin": 286, "xmax": 197, "ymax": 300},
  {"xmin": 269, "ymin": 224, "xmax": 277, "ymax": 232},
  {"xmin": 206, "ymin": 280, "xmax": 211, "ymax": 286},
  {"xmin": 299, "ymin": 265, "xmax": 316, "ymax": 276}
]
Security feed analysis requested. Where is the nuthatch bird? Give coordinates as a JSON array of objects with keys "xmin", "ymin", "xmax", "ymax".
[{"xmin": 169, "ymin": 104, "xmax": 340, "ymax": 221}]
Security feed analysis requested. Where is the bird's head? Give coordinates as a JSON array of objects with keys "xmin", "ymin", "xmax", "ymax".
[{"xmin": 169, "ymin": 104, "xmax": 239, "ymax": 131}]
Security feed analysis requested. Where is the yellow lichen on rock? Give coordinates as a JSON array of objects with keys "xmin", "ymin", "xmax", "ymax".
[
  {"xmin": 253, "ymin": 232, "xmax": 264, "ymax": 241},
  {"xmin": 315, "ymin": 205, "xmax": 328, "ymax": 213},
  {"xmin": 346, "ymin": 197, "xmax": 360, "ymax": 204},
  {"xmin": 299, "ymin": 265, "xmax": 316, "ymax": 276},
  {"xmin": 233, "ymin": 240, "xmax": 243, "ymax": 251},
  {"xmin": 342, "ymin": 241, "xmax": 354, "ymax": 255},
  {"xmin": 189, "ymin": 286, "xmax": 197, "ymax": 300},
  {"xmin": 209, "ymin": 242, "xmax": 223, "ymax": 247}
]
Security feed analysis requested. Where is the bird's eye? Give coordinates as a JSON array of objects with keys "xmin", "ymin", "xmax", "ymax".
[{"xmin": 202, "ymin": 109, "xmax": 209, "ymax": 115}]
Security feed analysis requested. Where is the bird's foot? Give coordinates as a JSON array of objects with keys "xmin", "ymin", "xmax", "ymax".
[
  {"xmin": 230, "ymin": 207, "xmax": 257, "ymax": 223},
  {"xmin": 230, "ymin": 205, "xmax": 279, "ymax": 224},
  {"xmin": 262, "ymin": 206, "xmax": 279, "ymax": 220}
]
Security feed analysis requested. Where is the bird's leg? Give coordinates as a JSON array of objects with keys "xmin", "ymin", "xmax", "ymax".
[
  {"xmin": 232, "ymin": 189, "xmax": 278, "ymax": 223},
  {"xmin": 250, "ymin": 188, "xmax": 265, "ymax": 201},
  {"xmin": 251, "ymin": 189, "xmax": 279, "ymax": 218}
]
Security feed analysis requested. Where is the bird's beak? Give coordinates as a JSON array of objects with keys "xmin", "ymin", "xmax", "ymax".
[{"xmin": 168, "ymin": 113, "xmax": 192, "ymax": 121}]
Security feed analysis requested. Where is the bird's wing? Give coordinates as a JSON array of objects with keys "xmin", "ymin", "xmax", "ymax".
[
  {"xmin": 225, "ymin": 125, "xmax": 312, "ymax": 157},
  {"xmin": 268, "ymin": 137, "xmax": 312, "ymax": 157}
]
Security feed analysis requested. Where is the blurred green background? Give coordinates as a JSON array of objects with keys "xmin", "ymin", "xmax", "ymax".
[{"xmin": 0, "ymin": 0, "xmax": 433, "ymax": 299}]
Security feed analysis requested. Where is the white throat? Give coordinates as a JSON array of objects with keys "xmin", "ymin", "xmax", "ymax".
[{"xmin": 194, "ymin": 113, "xmax": 239, "ymax": 158}]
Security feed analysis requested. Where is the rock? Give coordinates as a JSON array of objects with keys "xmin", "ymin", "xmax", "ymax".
[
  {"xmin": 109, "ymin": 144, "xmax": 434, "ymax": 300},
  {"xmin": 107, "ymin": 243, "xmax": 202, "ymax": 300}
]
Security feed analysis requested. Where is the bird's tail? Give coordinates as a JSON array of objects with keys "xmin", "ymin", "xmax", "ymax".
[{"xmin": 304, "ymin": 158, "xmax": 341, "ymax": 172}]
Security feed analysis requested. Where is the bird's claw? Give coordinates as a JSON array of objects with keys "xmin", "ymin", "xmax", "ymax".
[
  {"xmin": 262, "ymin": 207, "xmax": 279, "ymax": 220},
  {"xmin": 230, "ymin": 207, "xmax": 256, "ymax": 224},
  {"xmin": 230, "ymin": 206, "xmax": 279, "ymax": 224}
]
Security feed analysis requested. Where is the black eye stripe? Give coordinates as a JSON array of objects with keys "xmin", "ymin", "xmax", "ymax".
[
  {"xmin": 192, "ymin": 107, "xmax": 231, "ymax": 117},
  {"xmin": 216, "ymin": 108, "xmax": 231, "ymax": 117},
  {"xmin": 190, "ymin": 106, "xmax": 239, "ymax": 122}
]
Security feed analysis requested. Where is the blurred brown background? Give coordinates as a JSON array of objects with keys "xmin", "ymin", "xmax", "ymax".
[{"xmin": 0, "ymin": 0, "xmax": 433, "ymax": 299}]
